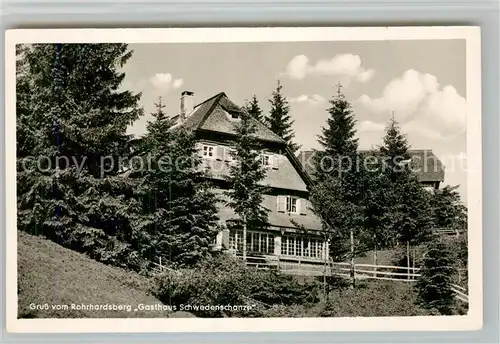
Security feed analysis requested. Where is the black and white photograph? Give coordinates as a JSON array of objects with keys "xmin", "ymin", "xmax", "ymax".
[{"xmin": 5, "ymin": 27, "xmax": 482, "ymax": 332}]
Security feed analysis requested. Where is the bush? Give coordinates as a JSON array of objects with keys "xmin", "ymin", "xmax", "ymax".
[
  {"xmin": 318, "ymin": 280, "xmax": 429, "ymax": 317},
  {"xmin": 152, "ymin": 254, "xmax": 320, "ymax": 317},
  {"xmin": 415, "ymin": 239, "xmax": 457, "ymax": 315}
]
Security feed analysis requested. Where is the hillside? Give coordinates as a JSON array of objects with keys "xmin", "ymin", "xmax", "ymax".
[{"xmin": 17, "ymin": 231, "xmax": 172, "ymax": 318}]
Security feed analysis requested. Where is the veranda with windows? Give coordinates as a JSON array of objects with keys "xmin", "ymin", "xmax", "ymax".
[{"xmin": 225, "ymin": 224, "xmax": 329, "ymax": 273}]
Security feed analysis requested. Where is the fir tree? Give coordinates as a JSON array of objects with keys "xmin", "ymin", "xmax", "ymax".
[
  {"xmin": 266, "ymin": 80, "xmax": 300, "ymax": 153},
  {"xmin": 415, "ymin": 239, "xmax": 457, "ymax": 315},
  {"xmin": 360, "ymin": 149, "xmax": 398, "ymax": 264},
  {"xmin": 380, "ymin": 115, "xmax": 412, "ymax": 173},
  {"xmin": 17, "ymin": 44, "xmax": 144, "ymax": 270},
  {"xmin": 225, "ymin": 112, "xmax": 269, "ymax": 262},
  {"xmin": 135, "ymin": 97, "xmax": 220, "ymax": 268},
  {"xmin": 245, "ymin": 95, "xmax": 264, "ymax": 122},
  {"xmin": 430, "ymin": 185, "xmax": 467, "ymax": 231},
  {"xmin": 310, "ymin": 84, "xmax": 363, "ymax": 286},
  {"xmin": 315, "ymin": 84, "xmax": 359, "ymax": 178},
  {"xmin": 379, "ymin": 117, "xmax": 433, "ymax": 268}
]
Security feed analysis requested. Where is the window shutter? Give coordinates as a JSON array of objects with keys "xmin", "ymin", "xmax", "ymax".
[
  {"xmin": 215, "ymin": 146, "xmax": 224, "ymax": 161},
  {"xmin": 271, "ymin": 155, "xmax": 279, "ymax": 170},
  {"xmin": 223, "ymin": 147, "xmax": 231, "ymax": 162},
  {"xmin": 299, "ymin": 198, "xmax": 307, "ymax": 215},
  {"xmin": 195, "ymin": 142, "xmax": 204, "ymax": 157},
  {"xmin": 277, "ymin": 195, "xmax": 286, "ymax": 213}
]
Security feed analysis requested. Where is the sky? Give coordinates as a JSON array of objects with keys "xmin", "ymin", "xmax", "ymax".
[{"xmin": 123, "ymin": 40, "xmax": 467, "ymax": 201}]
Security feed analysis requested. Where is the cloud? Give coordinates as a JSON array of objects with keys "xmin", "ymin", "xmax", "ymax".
[
  {"xmin": 357, "ymin": 120, "xmax": 385, "ymax": 132},
  {"xmin": 283, "ymin": 54, "xmax": 375, "ymax": 83},
  {"xmin": 358, "ymin": 69, "xmax": 466, "ymax": 140},
  {"xmin": 149, "ymin": 73, "xmax": 184, "ymax": 91},
  {"xmin": 290, "ymin": 94, "xmax": 326, "ymax": 105}
]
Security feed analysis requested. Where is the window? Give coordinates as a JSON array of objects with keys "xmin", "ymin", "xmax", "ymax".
[
  {"xmin": 261, "ymin": 154, "xmax": 270, "ymax": 166},
  {"xmin": 202, "ymin": 145, "xmax": 215, "ymax": 158},
  {"xmin": 281, "ymin": 235, "xmax": 325, "ymax": 259},
  {"xmin": 227, "ymin": 111, "xmax": 242, "ymax": 121},
  {"xmin": 229, "ymin": 230, "xmax": 275, "ymax": 254},
  {"xmin": 286, "ymin": 196, "xmax": 299, "ymax": 214},
  {"xmin": 277, "ymin": 196, "xmax": 306, "ymax": 215}
]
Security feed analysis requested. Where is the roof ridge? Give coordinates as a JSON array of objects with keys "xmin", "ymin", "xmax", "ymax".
[
  {"xmin": 196, "ymin": 93, "xmax": 226, "ymax": 129},
  {"xmin": 193, "ymin": 92, "xmax": 226, "ymax": 109}
]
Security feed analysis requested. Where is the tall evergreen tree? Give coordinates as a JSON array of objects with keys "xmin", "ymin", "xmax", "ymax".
[
  {"xmin": 415, "ymin": 239, "xmax": 457, "ymax": 315},
  {"xmin": 360, "ymin": 149, "xmax": 398, "ymax": 266},
  {"xmin": 17, "ymin": 44, "xmax": 144, "ymax": 270},
  {"xmin": 244, "ymin": 95, "xmax": 264, "ymax": 122},
  {"xmin": 225, "ymin": 112, "xmax": 269, "ymax": 262},
  {"xmin": 379, "ymin": 117, "xmax": 433, "ymax": 267},
  {"xmin": 380, "ymin": 116, "xmax": 412, "ymax": 171},
  {"xmin": 310, "ymin": 84, "xmax": 364, "ymax": 286},
  {"xmin": 135, "ymin": 97, "xmax": 220, "ymax": 268},
  {"xmin": 266, "ymin": 80, "xmax": 300, "ymax": 153},
  {"xmin": 315, "ymin": 84, "xmax": 359, "ymax": 179}
]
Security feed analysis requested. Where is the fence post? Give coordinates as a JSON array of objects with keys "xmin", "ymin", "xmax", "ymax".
[{"xmin": 406, "ymin": 241, "xmax": 410, "ymax": 280}]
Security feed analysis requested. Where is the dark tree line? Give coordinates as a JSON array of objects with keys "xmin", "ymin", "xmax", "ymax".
[{"xmin": 16, "ymin": 44, "xmax": 221, "ymax": 271}]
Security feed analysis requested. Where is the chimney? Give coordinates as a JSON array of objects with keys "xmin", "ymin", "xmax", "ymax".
[{"xmin": 180, "ymin": 91, "xmax": 194, "ymax": 120}]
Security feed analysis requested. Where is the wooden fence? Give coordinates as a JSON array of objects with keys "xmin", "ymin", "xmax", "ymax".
[
  {"xmin": 148, "ymin": 255, "xmax": 468, "ymax": 303},
  {"xmin": 242, "ymin": 255, "xmax": 469, "ymax": 303}
]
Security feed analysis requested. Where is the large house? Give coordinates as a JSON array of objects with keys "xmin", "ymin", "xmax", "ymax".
[
  {"xmin": 173, "ymin": 91, "xmax": 327, "ymax": 272},
  {"xmin": 172, "ymin": 91, "xmax": 446, "ymax": 273}
]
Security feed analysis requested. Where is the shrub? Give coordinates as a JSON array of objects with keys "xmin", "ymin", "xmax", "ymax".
[
  {"xmin": 152, "ymin": 254, "xmax": 320, "ymax": 317},
  {"xmin": 415, "ymin": 239, "xmax": 456, "ymax": 315},
  {"xmin": 318, "ymin": 280, "xmax": 429, "ymax": 317}
]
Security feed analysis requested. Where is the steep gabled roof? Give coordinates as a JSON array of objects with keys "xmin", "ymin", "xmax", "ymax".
[
  {"xmin": 172, "ymin": 92, "xmax": 314, "ymax": 190},
  {"xmin": 175, "ymin": 92, "xmax": 285, "ymax": 144},
  {"xmin": 297, "ymin": 149, "xmax": 446, "ymax": 183}
]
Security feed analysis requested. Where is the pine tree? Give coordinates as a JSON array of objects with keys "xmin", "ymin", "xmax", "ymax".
[
  {"xmin": 315, "ymin": 84, "xmax": 359, "ymax": 178},
  {"xmin": 310, "ymin": 84, "xmax": 363, "ymax": 287},
  {"xmin": 360, "ymin": 149, "xmax": 399, "ymax": 264},
  {"xmin": 415, "ymin": 239, "xmax": 457, "ymax": 315},
  {"xmin": 430, "ymin": 185, "xmax": 467, "ymax": 231},
  {"xmin": 245, "ymin": 95, "xmax": 264, "ymax": 122},
  {"xmin": 17, "ymin": 44, "xmax": 144, "ymax": 270},
  {"xmin": 225, "ymin": 112, "xmax": 269, "ymax": 262},
  {"xmin": 379, "ymin": 117, "xmax": 433, "ymax": 269},
  {"xmin": 266, "ymin": 80, "xmax": 300, "ymax": 153},
  {"xmin": 380, "ymin": 116, "xmax": 412, "ymax": 172},
  {"xmin": 134, "ymin": 97, "xmax": 220, "ymax": 268}
]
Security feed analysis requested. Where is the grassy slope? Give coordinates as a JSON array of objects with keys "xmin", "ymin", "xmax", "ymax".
[{"xmin": 17, "ymin": 231, "xmax": 172, "ymax": 318}]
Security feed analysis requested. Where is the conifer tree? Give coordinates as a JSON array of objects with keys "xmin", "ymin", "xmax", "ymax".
[
  {"xmin": 266, "ymin": 80, "xmax": 300, "ymax": 153},
  {"xmin": 315, "ymin": 85, "xmax": 359, "ymax": 179},
  {"xmin": 17, "ymin": 44, "xmax": 144, "ymax": 269},
  {"xmin": 360, "ymin": 149, "xmax": 398, "ymax": 266},
  {"xmin": 415, "ymin": 239, "xmax": 457, "ymax": 315},
  {"xmin": 225, "ymin": 111, "xmax": 269, "ymax": 262},
  {"xmin": 310, "ymin": 84, "xmax": 363, "ymax": 286},
  {"xmin": 430, "ymin": 185, "xmax": 467, "ymax": 231},
  {"xmin": 379, "ymin": 117, "xmax": 433, "ymax": 268},
  {"xmin": 135, "ymin": 97, "xmax": 220, "ymax": 268},
  {"xmin": 245, "ymin": 95, "xmax": 264, "ymax": 122}
]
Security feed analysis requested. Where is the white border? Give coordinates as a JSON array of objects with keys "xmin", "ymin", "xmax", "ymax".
[{"xmin": 4, "ymin": 27, "xmax": 482, "ymax": 333}]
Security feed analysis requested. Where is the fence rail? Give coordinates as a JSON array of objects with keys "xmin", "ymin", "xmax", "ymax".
[
  {"xmin": 149, "ymin": 255, "xmax": 468, "ymax": 304},
  {"xmin": 239, "ymin": 255, "xmax": 469, "ymax": 303}
]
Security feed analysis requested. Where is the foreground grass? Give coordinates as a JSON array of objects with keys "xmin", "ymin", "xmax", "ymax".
[
  {"xmin": 259, "ymin": 280, "xmax": 431, "ymax": 318},
  {"xmin": 18, "ymin": 232, "xmax": 460, "ymax": 318},
  {"xmin": 17, "ymin": 231, "xmax": 171, "ymax": 318}
]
